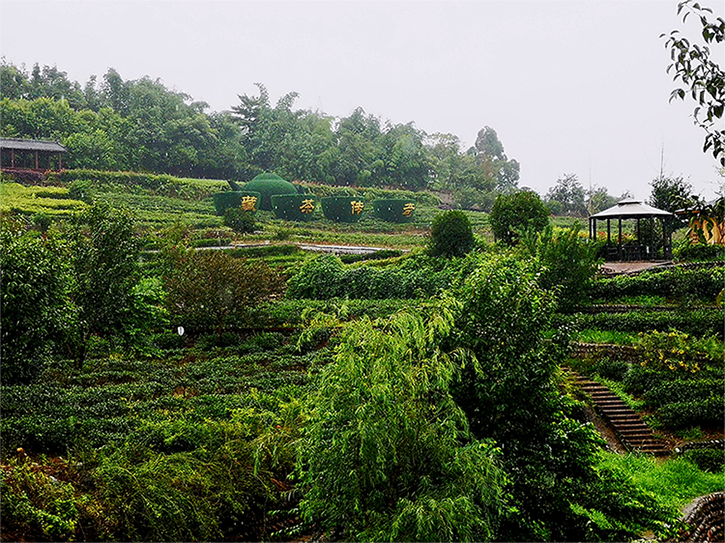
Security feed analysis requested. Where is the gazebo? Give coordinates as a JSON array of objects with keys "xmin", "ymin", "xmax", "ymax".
[
  {"xmin": 0, "ymin": 138, "xmax": 66, "ymax": 172},
  {"xmin": 588, "ymin": 198, "xmax": 675, "ymax": 261}
]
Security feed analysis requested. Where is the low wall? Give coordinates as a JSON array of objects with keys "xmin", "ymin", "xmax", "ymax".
[{"xmin": 677, "ymin": 492, "xmax": 724, "ymax": 543}]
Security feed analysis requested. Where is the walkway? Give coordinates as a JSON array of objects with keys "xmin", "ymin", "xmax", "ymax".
[
  {"xmin": 600, "ymin": 261, "xmax": 674, "ymax": 276},
  {"xmin": 571, "ymin": 372, "xmax": 669, "ymax": 456}
]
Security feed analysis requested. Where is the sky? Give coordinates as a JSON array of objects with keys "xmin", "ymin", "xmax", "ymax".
[{"xmin": 1, "ymin": 0, "xmax": 722, "ymax": 200}]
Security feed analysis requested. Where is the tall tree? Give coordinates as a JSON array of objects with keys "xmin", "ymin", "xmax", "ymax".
[
  {"xmin": 545, "ymin": 173, "xmax": 587, "ymax": 217},
  {"xmin": 471, "ymin": 126, "xmax": 520, "ymax": 193}
]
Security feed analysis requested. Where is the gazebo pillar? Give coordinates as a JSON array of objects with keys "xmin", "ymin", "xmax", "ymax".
[{"xmin": 618, "ymin": 218, "xmax": 623, "ymax": 260}]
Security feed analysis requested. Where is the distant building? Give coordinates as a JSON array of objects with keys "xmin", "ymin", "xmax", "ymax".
[{"xmin": 0, "ymin": 138, "xmax": 67, "ymax": 172}]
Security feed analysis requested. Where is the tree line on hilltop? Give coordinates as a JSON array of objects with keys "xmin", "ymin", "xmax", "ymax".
[{"xmin": 1, "ymin": 60, "xmax": 641, "ymax": 213}]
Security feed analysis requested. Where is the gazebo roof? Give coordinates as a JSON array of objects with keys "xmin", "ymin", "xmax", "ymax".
[
  {"xmin": 0, "ymin": 138, "xmax": 66, "ymax": 153},
  {"xmin": 589, "ymin": 198, "xmax": 673, "ymax": 219}
]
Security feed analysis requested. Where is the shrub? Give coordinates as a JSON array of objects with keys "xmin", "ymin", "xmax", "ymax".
[
  {"xmin": 427, "ymin": 210, "xmax": 475, "ymax": 258},
  {"xmin": 635, "ymin": 330, "xmax": 723, "ymax": 374},
  {"xmin": 489, "ymin": 191, "xmax": 550, "ymax": 245},
  {"xmin": 320, "ymin": 196, "xmax": 366, "ymax": 222},
  {"xmin": 371, "ymin": 198, "xmax": 416, "ymax": 223},
  {"xmin": 223, "ymin": 208, "xmax": 256, "ymax": 234},
  {"xmin": 271, "ymin": 194, "xmax": 318, "ymax": 221},
  {"xmin": 164, "ymin": 250, "xmax": 285, "ymax": 335},
  {"xmin": 522, "ymin": 224, "xmax": 601, "ymax": 312},
  {"xmin": 0, "ymin": 217, "xmax": 70, "ymax": 383}
]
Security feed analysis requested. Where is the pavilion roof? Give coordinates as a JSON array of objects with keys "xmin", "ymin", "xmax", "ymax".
[
  {"xmin": 0, "ymin": 138, "xmax": 67, "ymax": 153},
  {"xmin": 589, "ymin": 198, "xmax": 673, "ymax": 219}
]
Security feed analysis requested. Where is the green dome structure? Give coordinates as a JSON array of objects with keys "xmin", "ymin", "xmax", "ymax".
[{"xmin": 243, "ymin": 173, "xmax": 297, "ymax": 211}]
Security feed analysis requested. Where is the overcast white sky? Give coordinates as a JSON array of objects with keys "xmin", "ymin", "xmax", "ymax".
[{"xmin": 1, "ymin": 0, "xmax": 722, "ymax": 199}]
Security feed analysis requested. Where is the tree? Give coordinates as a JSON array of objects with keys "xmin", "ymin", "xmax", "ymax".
[
  {"xmin": 662, "ymin": 0, "xmax": 724, "ymax": 165},
  {"xmin": 471, "ymin": 126, "xmax": 520, "ymax": 193},
  {"xmin": 297, "ymin": 302, "xmax": 504, "ymax": 541},
  {"xmin": 545, "ymin": 173, "xmax": 587, "ymax": 217},
  {"xmin": 164, "ymin": 250, "xmax": 285, "ymax": 338},
  {"xmin": 66, "ymin": 201, "xmax": 142, "ymax": 366},
  {"xmin": 520, "ymin": 224, "xmax": 602, "ymax": 312},
  {"xmin": 586, "ymin": 185, "xmax": 618, "ymax": 214},
  {"xmin": 450, "ymin": 253, "xmax": 669, "ymax": 541},
  {"xmin": 489, "ymin": 191, "xmax": 550, "ymax": 245},
  {"xmin": 648, "ymin": 174, "xmax": 695, "ymax": 212},
  {"xmin": 1, "ymin": 216, "xmax": 70, "ymax": 383},
  {"xmin": 427, "ymin": 210, "xmax": 476, "ymax": 258}
]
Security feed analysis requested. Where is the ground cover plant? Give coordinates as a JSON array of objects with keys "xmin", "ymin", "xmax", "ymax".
[{"xmin": 0, "ymin": 181, "xmax": 87, "ymax": 217}]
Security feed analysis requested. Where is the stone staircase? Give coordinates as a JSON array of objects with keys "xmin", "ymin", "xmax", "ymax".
[{"xmin": 574, "ymin": 374, "xmax": 669, "ymax": 456}]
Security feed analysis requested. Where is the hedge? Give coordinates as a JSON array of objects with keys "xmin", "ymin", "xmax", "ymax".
[
  {"xmin": 212, "ymin": 191, "xmax": 261, "ymax": 216},
  {"xmin": 556, "ymin": 308, "xmax": 724, "ymax": 339},
  {"xmin": 321, "ymin": 196, "xmax": 366, "ymax": 223},
  {"xmin": 271, "ymin": 194, "xmax": 318, "ymax": 221},
  {"xmin": 372, "ymin": 199, "xmax": 416, "ymax": 223}
]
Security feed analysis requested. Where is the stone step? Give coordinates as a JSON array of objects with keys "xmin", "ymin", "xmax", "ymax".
[{"xmin": 569, "ymin": 369, "xmax": 669, "ymax": 457}]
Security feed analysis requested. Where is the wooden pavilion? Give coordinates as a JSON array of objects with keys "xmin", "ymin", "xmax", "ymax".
[
  {"xmin": 0, "ymin": 138, "xmax": 67, "ymax": 172},
  {"xmin": 588, "ymin": 198, "xmax": 675, "ymax": 261}
]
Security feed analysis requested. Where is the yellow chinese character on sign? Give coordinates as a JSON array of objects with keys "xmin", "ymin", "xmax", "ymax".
[
  {"xmin": 402, "ymin": 203, "xmax": 416, "ymax": 217},
  {"xmin": 351, "ymin": 200, "xmax": 364, "ymax": 215},
  {"xmin": 300, "ymin": 199, "xmax": 315, "ymax": 214},
  {"xmin": 241, "ymin": 195, "xmax": 257, "ymax": 212}
]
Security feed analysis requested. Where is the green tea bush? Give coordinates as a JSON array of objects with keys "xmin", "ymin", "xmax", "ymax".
[
  {"xmin": 559, "ymin": 308, "xmax": 724, "ymax": 338},
  {"xmin": 643, "ymin": 379, "xmax": 723, "ymax": 409},
  {"xmin": 227, "ymin": 244, "xmax": 300, "ymax": 259},
  {"xmin": 339, "ymin": 249, "xmax": 403, "ymax": 264},
  {"xmin": 589, "ymin": 266, "xmax": 724, "ymax": 303},
  {"xmin": 677, "ymin": 448, "xmax": 725, "ymax": 473},
  {"xmin": 321, "ymin": 196, "xmax": 366, "ymax": 222},
  {"xmin": 372, "ymin": 198, "xmax": 416, "ymax": 222},
  {"xmin": 53, "ymin": 169, "xmax": 227, "ymax": 199},
  {"xmin": 674, "ymin": 242, "xmax": 724, "ymax": 262},
  {"xmin": 656, "ymin": 398, "xmax": 724, "ymax": 429},
  {"xmin": 192, "ymin": 237, "xmax": 231, "ymax": 247},
  {"xmin": 271, "ymin": 194, "xmax": 318, "ymax": 221},
  {"xmin": 286, "ymin": 254, "xmax": 463, "ymax": 300}
]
